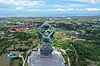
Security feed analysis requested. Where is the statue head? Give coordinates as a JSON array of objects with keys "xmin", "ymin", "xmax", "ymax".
[{"xmin": 38, "ymin": 22, "xmax": 54, "ymax": 39}]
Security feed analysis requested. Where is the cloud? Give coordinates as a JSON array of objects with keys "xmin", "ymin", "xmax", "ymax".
[
  {"xmin": 28, "ymin": 9, "xmax": 41, "ymax": 12},
  {"xmin": 54, "ymin": 8, "xmax": 66, "ymax": 11},
  {"xmin": 16, "ymin": 6, "xmax": 24, "ymax": 10},
  {"xmin": 0, "ymin": 0, "xmax": 100, "ymax": 17},
  {"xmin": 27, "ymin": 7, "xmax": 100, "ymax": 12},
  {"xmin": 28, "ymin": 8, "xmax": 65, "ymax": 12},
  {"xmin": 85, "ymin": 8, "xmax": 100, "ymax": 11},
  {"xmin": 67, "ymin": 4, "xmax": 87, "ymax": 8},
  {"xmin": 28, "ymin": 9, "xmax": 53, "ymax": 12},
  {"xmin": 67, "ymin": 8, "xmax": 74, "ymax": 11},
  {"xmin": 51, "ymin": 4, "xmax": 87, "ymax": 8},
  {"xmin": 50, "ymin": 4, "xmax": 67, "ymax": 8},
  {"xmin": 27, "ymin": 8, "xmax": 83, "ymax": 12},
  {"xmin": 75, "ymin": 0, "xmax": 100, "ymax": 4},
  {"xmin": 0, "ymin": 0, "xmax": 46, "ymax": 7},
  {"xmin": 89, "ymin": 0, "xmax": 96, "ymax": 4}
]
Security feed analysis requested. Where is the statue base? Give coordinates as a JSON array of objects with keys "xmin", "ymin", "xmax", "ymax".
[
  {"xmin": 40, "ymin": 47, "xmax": 53, "ymax": 58},
  {"xmin": 28, "ymin": 49, "xmax": 65, "ymax": 66}
]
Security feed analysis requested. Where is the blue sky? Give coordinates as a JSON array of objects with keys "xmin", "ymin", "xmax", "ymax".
[{"xmin": 0, "ymin": 0, "xmax": 100, "ymax": 17}]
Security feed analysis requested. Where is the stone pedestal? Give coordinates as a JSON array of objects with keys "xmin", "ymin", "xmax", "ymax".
[
  {"xmin": 28, "ymin": 49, "xmax": 65, "ymax": 66},
  {"xmin": 40, "ymin": 47, "xmax": 53, "ymax": 58}
]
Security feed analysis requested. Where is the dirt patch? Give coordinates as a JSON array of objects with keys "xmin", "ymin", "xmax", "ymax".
[
  {"xmin": 86, "ymin": 59, "xmax": 99, "ymax": 66},
  {"xmin": 0, "ymin": 55, "xmax": 10, "ymax": 66}
]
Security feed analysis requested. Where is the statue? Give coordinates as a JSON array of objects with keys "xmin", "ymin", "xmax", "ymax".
[
  {"xmin": 37, "ymin": 22, "xmax": 54, "ymax": 57},
  {"xmin": 27, "ymin": 23, "xmax": 65, "ymax": 66}
]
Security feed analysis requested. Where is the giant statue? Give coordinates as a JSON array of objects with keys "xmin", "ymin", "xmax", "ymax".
[{"xmin": 37, "ymin": 22, "xmax": 54, "ymax": 57}]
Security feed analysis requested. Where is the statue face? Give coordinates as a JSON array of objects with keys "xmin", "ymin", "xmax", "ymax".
[{"xmin": 44, "ymin": 30, "xmax": 50, "ymax": 36}]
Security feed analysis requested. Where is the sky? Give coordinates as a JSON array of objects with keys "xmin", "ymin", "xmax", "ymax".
[{"xmin": 0, "ymin": 0, "xmax": 100, "ymax": 17}]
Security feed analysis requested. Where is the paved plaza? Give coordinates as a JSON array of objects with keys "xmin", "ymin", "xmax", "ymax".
[{"xmin": 28, "ymin": 49, "xmax": 65, "ymax": 66}]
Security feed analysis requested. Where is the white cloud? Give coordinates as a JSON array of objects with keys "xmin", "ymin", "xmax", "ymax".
[
  {"xmin": 28, "ymin": 9, "xmax": 54, "ymax": 12},
  {"xmin": 28, "ymin": 8, "xmax": 67, "ymax": 12},
  {"xmin": 67, "ymin": 4, "xmax": 87, "ymax": 8},
  {"xmin": 27, "ymin": 8, "xmax": 100, "ymax": 12},
  {"xmin": 54, "ymin": 8, "xmax": 66, "ymax": 11},
  {"xmin": 28, "ymin": 8, "xmax": 82, "ymax": 12},
  {"xmin": 16, "ymin": 6, "xmax": 24, "ymax": 10},
  {"xmin": 0, "ymin": 0, "xmax": 46, "ymax": 7},
  {"xmin": 67, "ymin": 8, "xmax": 83, "ymax": 11},
  {"xmin": 51, "ymin": 4, "xmax": 67, "ymax": 8},
  {"xmin": 75, "ymin": 0, "xmax": 88, "ymax": 2},
  {"xmin": 63, "ymin": 0, "xmax": 99, "ymax": 4},
  {"xmin": 89, "ymin": 0, "xmax": 96, "ymax": 4},
  {"xmin": 67, "ymin": 8, "xmax": 74, "ymax": 11},
  {"xmin": 74, "ymin": 0, "xmax": 100, "ymax": 4},
  {"xmin": 51, "ymin": 4, "xmax": 87, "ymax": 8},
  {"xmin": 85, "ymin": 8, "xmax": 100, "ymax": 11}
]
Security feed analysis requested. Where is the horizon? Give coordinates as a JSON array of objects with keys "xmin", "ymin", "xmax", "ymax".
[
  {"xmin": 0, "ymin": 0, "xmax": 100, "ymax": 17},
  {"xmin": 0, "ymin": 15, "xmax": 100, "ymax": 18}
]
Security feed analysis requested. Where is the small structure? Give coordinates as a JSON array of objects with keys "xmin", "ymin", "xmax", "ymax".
[
  {"xmin": 0, "ymin": 31, "xmax": 5, "ymax": 39},
  {"xmin": 4, "ymin": 51, "xmax": 20, "ymax": 58}
]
